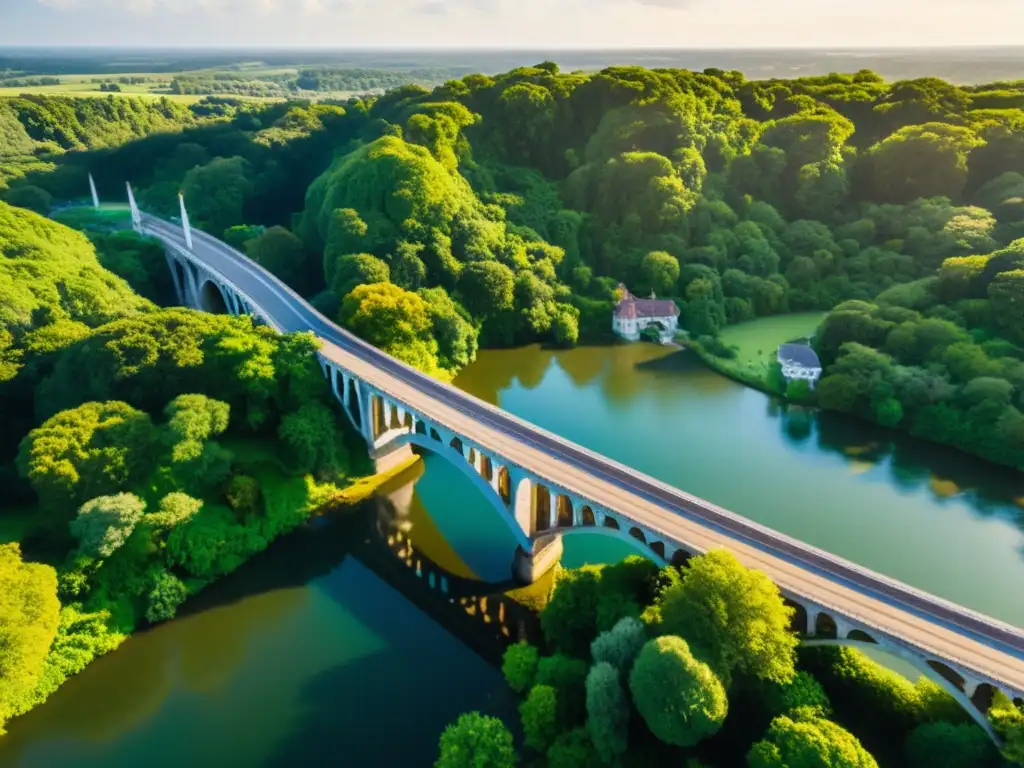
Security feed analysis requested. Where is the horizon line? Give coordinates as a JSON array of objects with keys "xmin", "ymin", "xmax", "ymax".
[{"xmin": 4, "ymin": 43, "xmax": 1024, "ymax": 52}]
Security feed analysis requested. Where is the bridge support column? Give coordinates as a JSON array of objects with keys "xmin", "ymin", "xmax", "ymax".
[
  {"xmin": 164, "ymin": 250, "xmax": 186, "ymax": 306},
  {"xmin": 513, "ymin": 535, "xmax": 564, "ymax": 585},
  {"xmin": 372, "ymin": 441, "xmax": 416, "ymax": 475},
  {"xmin": 805, "ymin": 605, "xmax": 821, "ymax": 636},
  {"xmin": 358, "ymin": 383, "xmax": 376, "ymax": 446},
  {"xmin": 509, "ymin": 467, "xmax": 534, "ymax": 536}
]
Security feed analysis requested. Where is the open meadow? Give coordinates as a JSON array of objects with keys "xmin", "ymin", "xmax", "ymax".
[{"xmin": 718, "ymin": 312, "xmax": 827, "ymax": 366}]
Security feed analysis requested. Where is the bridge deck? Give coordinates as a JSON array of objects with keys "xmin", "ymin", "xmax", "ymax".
[{"xmin": 143, "ymin": 215, "xmax": 1024, "ymax": 697}]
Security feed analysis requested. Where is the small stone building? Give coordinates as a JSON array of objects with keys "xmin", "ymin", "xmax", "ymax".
[
  {"xmin": 778, "ymin": 343, "xmax": 823, "ymax": 388},
  {"xmin": 612, "ymin": 284, "xmax": 680, "ymax": 341}
]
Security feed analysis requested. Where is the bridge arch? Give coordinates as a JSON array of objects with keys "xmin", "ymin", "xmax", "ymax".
[
  {"xmin": 380, "ymin": 431, "xmax": 531, "ymax": 551},
  {"xmin": 801, "ymin": 637, "xmax": 1000, "ymax": 740},
  {"xmin": 530, "ymin": 524, "xmax": 670, "ymax": 568},
  {"xmin": 198, "ymin": 279, "xmax": 230, "ymax": 315}
]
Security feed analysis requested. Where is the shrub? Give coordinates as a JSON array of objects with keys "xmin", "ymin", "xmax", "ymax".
[
  {"xmin": 905, "ymin": 721, "xmax": 999, "ymax": 768},
  {"xmin": 520, "ymin": 684, "xmax": 558, "ymax": 752},
  {"xmin": 502, "ymin": 641, "xmax": 538, "ymax": 694},
  {"xmin": 591, "ymin": 616, "xmax": 647, "ymax": 673},
  {"xmin": 546, "ymin": 727, "xmax": 599, "ymax": 768},
  {"xmin": 586, "ymin": 662, "xmax": 630, "ymax": 762},
  {"xmin": 435, "ymin": 712, "xmax": 517, "ymax": 768},
  {"xmin": 535, "ymin": 654, "xmax": 589, "ymax": 728},
  {"xmin": 747, "ymin": 709, "xmax": 878, "ymax": 768},
  {"xmin": 629, "ymin": 636, "xmax": 728, "ymax": 748},
  {"xmin": 761, "ymin": 670, "xmax": 832, "ymax": 718},
  {"xmin": 145, "ymin": 571, "xmax": 189, "ymax": 623}
]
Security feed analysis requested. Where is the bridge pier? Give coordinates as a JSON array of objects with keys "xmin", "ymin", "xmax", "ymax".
[
  {"xmin": 372, "ymin": 441, "xmax": 417, "ymax": 475},
  {"xmin": 513, "ymin": 535, "xmax": 564, "ymax": 585}
]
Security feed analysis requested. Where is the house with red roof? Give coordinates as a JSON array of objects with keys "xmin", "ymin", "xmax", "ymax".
[{"xmin": 612, "ymin": 284, "xmax": 680, "ymax": 342}]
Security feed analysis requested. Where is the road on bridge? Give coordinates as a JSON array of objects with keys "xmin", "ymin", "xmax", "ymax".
[{"xmin": 143, "ymin": 214, "xmax": 1024, "ymax": 701}]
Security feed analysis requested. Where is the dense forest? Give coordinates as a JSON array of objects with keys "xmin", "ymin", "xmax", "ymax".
[
  {"xmin": 4, "ymin": 61, "xmax": 1024, "ymax": 759},
  {"xmin": 0, "ymin": 201, "xmax": 376, "ymax": 735},
  {"xmin": 5, "ymin": 63, "xmax": 1024, "ymax": 467}
]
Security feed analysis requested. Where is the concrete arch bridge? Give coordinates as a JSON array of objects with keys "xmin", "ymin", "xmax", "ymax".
[{"xmin": 125, "ymin": 190, "xmax": 1024, "ymax": 737}]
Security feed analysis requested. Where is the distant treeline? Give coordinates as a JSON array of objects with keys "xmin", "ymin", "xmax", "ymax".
[
  {"xmin": 169, "ymin": 67, "xmax": 466, "ymax": 97},
  {"xmin": 0, "ymin": 76, "xmax": 61, "ymax": 87}
]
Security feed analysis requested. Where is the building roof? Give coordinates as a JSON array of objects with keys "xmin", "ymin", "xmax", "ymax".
[
  {"xmin": 613, "ymin": 284, "xmax": 680, "ymax": 320},
  {"xmin": 778, "ymin": 343, "xmax": 822, "ymax": 369}
]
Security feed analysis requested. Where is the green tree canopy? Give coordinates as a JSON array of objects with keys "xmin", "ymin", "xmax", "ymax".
[
  {"xmin": 586, "ymin": 661, "xmax": 630, "ymax": 762},
  {"xmin": 657, "ymin": 549, "xmax": 798, "ymax": 684},
  {"xmin": 629, "ymin": 635, "xmax": 728, "ymax": 748},
  {"xmin": 245, "ymin": 225, "xmax": 309, "ymax": 293},
  {"xmin": 520, "ymin": 684, "xmax": 558, "ymax": 752},
  {"xmin": 747, "ymin": 711, "xmax": 879, "ymax": 768},
  {"xmin": 338, "ymin": 282, "xmax": 448, "ymax": 378},
  {"xmin": 435, "ymin": 712, "xmax": 517, "ymax": 768},
  {"xmin": 278, "ymin": 401, "xmax": 347, "ymax": 477},
  {"xmin": 332, "ymin": 253, "xmax": 391, "ymax": 300},
  {"xmin": 0, "ymin": 543, "xmax": 60, "ymax": 735},
  {"xmin": 17, "ymin": 400, "xmax": 157, "ymax": 515},
  {"xmin": 71, "ymin": 492, "xmax": 146, "ymax": 560},
  {"xmin": 181, "ymin": 156, "xmax": 254, "ymax": 233},
  {"xmin": 863, "ymin": 123, "xmax": 984, "ymax": 203},
  {"xmin": 904, "ymin": 721, "xmax": 1000, "ymax": 768},
  {"xmin": 640, "ymin": 250, "xmax": 681, "ymax": 296},
  {"xmin": 501, "ymin": 641, "xmax": 538, "ymax": 694}
]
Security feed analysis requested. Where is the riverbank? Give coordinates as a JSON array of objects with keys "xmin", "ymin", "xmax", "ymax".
[
  {"xmin": 685, "ymin": 313, "xmax": 825, "ymax": 400},
  {"xmin": 1, "ymin": 447, "xmax": 422, "ymax": 739},
  {"xmin": 0, "ymin": 454, "xmax": 530, "ymax": 767}
]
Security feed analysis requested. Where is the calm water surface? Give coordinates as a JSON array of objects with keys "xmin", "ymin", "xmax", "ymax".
[{"xmin": 4, "ymin": 341, "xmax": 1022, "ymax": 766}]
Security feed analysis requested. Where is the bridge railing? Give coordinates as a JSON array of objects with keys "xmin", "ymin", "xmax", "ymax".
[{"xmin": 145, "ymin": 213, "xmax": 1024, "ymax": 663}]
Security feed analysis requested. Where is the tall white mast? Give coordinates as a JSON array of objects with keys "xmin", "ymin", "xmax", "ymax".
[
  {"xmin": 88, "ymin": 173, "xmax": 100, "ymax": 209},
  {"xmin": 126, "ymin": 182, "xmax": 141, "ymax": 232},
  {"xmin": 178, "ymin": 192, "xmax": 193, "ymax": 251}
]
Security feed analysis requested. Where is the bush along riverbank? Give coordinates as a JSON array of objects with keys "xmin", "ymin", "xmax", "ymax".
[
  {"xmin": 435, "ymin": 552, "xmax": 1017, "ymax": 768},
  {"xmin": 0, "ymin": 202, "xmax": 420, "ymax": 735},
  {"xmin": 686, "ymin": 332, "xmax": 819, "ymax": 408}
]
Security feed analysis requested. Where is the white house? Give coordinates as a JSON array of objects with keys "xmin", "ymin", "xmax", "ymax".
[
  {"xmin": 612, "ymin": 284, "xmax": 680, "ymax": 342},
  {"xmin": 778, "ymin": 343, "xmax": 823, "ymax": 388}
]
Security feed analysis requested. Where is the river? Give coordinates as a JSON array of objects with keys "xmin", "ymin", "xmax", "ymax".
[
  {"xmin": 452, "ymin": 343, "xmax": 1024, "ymax": 626},
  {"xmin": 3, "ymin": 341, "xmax": 1022, "ymax": 765}
]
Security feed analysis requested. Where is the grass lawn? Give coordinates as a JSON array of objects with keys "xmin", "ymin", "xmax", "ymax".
[{"xmin": 719, "ymin": 312, "xmax": 827, "ymax": 366}]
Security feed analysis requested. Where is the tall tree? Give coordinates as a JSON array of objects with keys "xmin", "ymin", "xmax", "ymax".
[{"xmin": 0, "ymin": 543, "xmax": 60, "ymax": 735}]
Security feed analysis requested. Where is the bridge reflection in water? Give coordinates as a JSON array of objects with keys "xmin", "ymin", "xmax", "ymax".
[{"xmin": 352, "ymin": 460, "xmax": 541, "ymax": 666}]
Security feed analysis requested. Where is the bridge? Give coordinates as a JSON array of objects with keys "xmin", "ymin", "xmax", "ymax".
[{"xmin": 123, "ymin": 187, "xmax": 1024, "ymax": 735}]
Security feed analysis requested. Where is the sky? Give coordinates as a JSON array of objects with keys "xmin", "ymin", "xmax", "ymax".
[{"xmin": 0, "ymin": 0, "xmax": 1021, "ymax": 49}]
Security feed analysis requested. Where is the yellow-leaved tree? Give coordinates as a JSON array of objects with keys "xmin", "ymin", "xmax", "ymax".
[{"xmin": 0, "ymin": 542, "xmax": 60, "ymax": 734}]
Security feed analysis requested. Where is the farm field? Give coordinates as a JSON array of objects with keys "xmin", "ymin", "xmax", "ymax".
[{"xmin": 0, "ymin": 66, "xmax": 297, "ymax": 101}]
